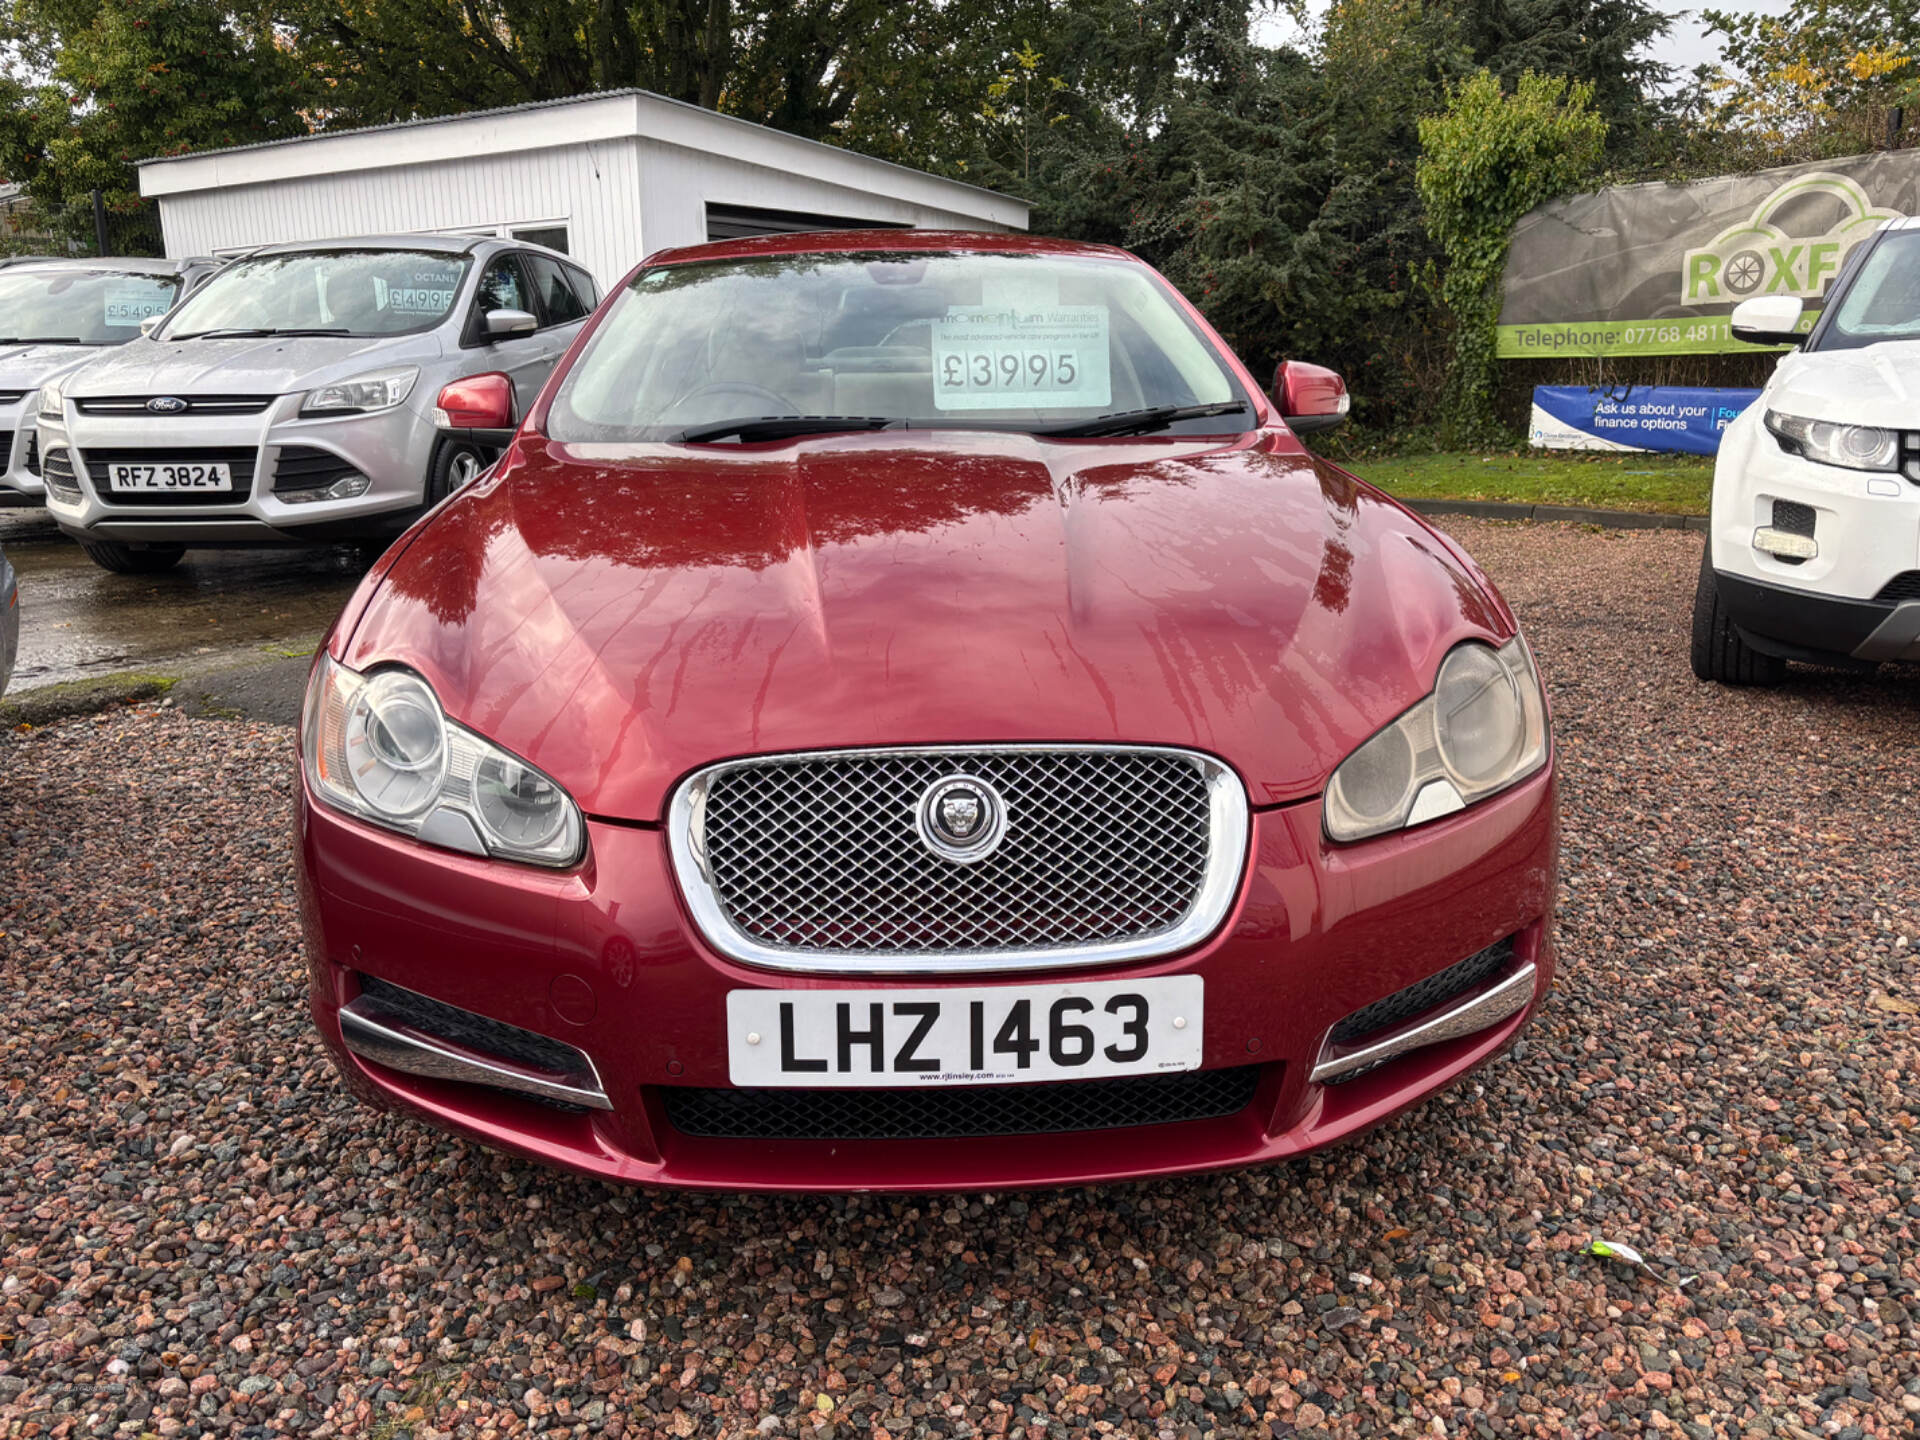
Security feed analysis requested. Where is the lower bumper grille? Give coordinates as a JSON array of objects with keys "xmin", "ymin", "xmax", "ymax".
[
  {"xmin": 78, "ymin": 448, "xmax": 257, "ymax": 505},
  {"xmin": 1330, "ymin": 939, "xmax": 1515, "ymax": 1046},
  {"xmin": 357, "ymin": 975, "xmax": 580, "ymax": 1072},
  {"xmin": 272, "ymin": 445, "xmax": 364, "ymax": 496},
  {"xmin": 663, "ymin": 1066, "xmax": 1262, "ymax": 1141},
  {"xmin": 41, "ymin": 447, "xmax": 81, "ymax": 502},
  {"xmin": 23, "ymin": 430, "xmax": 38, "ymax": 476},
  {"xmin": 1314, "ymin": 938, "xmax": 1533, "ymax": 1085},
  {"xmin": 1875, "ymin": 571, "xmax": 1920, "ymax": 604},
  {"xmin": 343, "ymin": 975, "xmax": 609, "ymax": 1110}
]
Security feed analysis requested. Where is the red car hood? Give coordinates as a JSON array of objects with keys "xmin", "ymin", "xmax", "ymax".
[{"xmin": 344, "ymin": 430, "xmax": 1509, "ymax": 822}]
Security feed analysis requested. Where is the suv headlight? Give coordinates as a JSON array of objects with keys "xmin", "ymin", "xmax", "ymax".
[
  {"xmin": 1764, "ymin": 410, "xmax": 1899, "ymax": 471},
  {"xmin": 1325, "ymin": 636, "xmax": 1549, "ymax": 843},
  {"xmin": 301, "ymin": 655, "xmax": 584, "ymax": 867},
  {"xmin": 38, "ymin": 381, "xmax": 64, "ymax": 421},
  {"xmin": 302, "ymin": 367, "xmax": 419, "ymax": 417}
]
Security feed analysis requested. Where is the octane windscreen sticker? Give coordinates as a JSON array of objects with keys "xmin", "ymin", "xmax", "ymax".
[
  {"xmin": 103, "ymin": 286, "xmax": 172, "ymax": 327},
  {"xmin": 931, "ymin": 306, "xmax": 1112, "ymax": 410},
  {"xmin": 371, "ymin": 268, "xmax": 463, "ymax": 316}
]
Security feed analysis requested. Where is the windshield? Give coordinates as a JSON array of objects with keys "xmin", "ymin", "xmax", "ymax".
[
  {"xmin": 162, "ymin": 249, "xmax": 471, "ymax": 339},
  {"xmin": 0, "ymin": 269, "xmax": 179, "ymax": 345},
  {"xmin": 1821, "ymin": 230, "xmax": 1920, "ymax": 351},
  {"xmin": 545, "ymin": 251, "xmax": 1252, "ymax": 442}
]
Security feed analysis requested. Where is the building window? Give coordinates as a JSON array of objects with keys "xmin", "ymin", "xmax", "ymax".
[
  {"xmin": 705, "ymin": 203, "xmax": 910, "ymax": 241},
  {"xmin": 511, "ymin": 225, "xmax": 570, "ymax": 255}
]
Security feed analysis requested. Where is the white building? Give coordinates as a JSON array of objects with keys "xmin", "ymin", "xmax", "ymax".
[{"xmin": 137, "ymin": 90, "xmax": 1029, "ymax": 286}]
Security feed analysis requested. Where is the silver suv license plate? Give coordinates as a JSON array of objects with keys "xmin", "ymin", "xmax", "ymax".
[
  {"xmin": 109, "ymin": 462, "xmax": 233, "ymax": 492},
  {"xmin": 726, "ymin": 976, "xmax": 1204, "ymax": 1087}
]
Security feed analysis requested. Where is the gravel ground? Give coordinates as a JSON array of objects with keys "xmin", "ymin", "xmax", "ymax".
[{"xmin": 3, "ymin": 519, "xmax": 1918, "ymax": 1440}]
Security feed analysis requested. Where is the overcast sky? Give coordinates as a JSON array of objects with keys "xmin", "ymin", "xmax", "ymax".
[{"xmin": 1252, "ymin": 0, "xmax": 1794, "ymax": 76}]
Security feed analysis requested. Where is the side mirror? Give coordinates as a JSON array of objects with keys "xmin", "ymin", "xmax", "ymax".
[
  {"xmin": 1273, "ymin": 360, "xmax": 1350, "ymax": 434},
  {"xmin": 139, "ymin": 315, "xmax": 165, "ymax": 339},
  {"xmin": 435, "ymin": 372, "xmax": 516, "ymax": 432},
  {"xmin": 1729, "ymin": 296, "xmax": 1805, "ymax": 347},
  {"xmin": 483, "ymin": 308, "xmax": 539, "ymax": 339}
]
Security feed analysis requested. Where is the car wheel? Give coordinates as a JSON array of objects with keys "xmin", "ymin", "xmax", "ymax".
[
  {"xmin": 79, "ymin": 539, "xmax": 186, "ymax": 575},
  {"xmin": 1690, "ymin": 543, "xmax": 1786, "ymax": 685},
  {"xmin": 428, "ymin": 439, "xmax": 493, "ymax": 505}
]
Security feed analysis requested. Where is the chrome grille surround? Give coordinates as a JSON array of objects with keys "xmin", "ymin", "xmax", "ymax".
[{"xmin": 668, "ymin": 745, "xmax": 1249, "ymax": 976}]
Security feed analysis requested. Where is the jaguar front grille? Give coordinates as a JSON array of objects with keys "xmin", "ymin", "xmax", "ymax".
[{"xmin": 669, "ymin": 746, "xmax": 1248, "ymax": 975}]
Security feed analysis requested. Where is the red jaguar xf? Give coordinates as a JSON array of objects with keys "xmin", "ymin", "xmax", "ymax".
[{"xmin": 296, "ymin": 230, "xmax": 1558, "ymax": 1191}]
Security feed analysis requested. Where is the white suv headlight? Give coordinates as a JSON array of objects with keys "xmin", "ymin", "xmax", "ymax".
[
  {"xmin": 38, "ymin": 381, "xmax": 64, "ymax": 421},
  {"xmin": 301, "ymin": 367, "xmax": 419, "ymax": 417},
  {"xmin": 1325, "ymin": 636, "xmax": 1549, "ymax": 843},
  {"xmin": 1764, "ymin": 410, "xmax": 1899, "ymax": 472},
  {"xmin": 301, "ymin": 655, "xmax": 584, "ymax": 867}
]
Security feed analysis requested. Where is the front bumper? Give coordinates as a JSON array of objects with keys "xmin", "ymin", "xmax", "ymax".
[
  {"xmin": 298, "ymin": 759, "xmax": 1559, "ymax": 1192},
  {"xmin": 1715, "ymin": 569, "xmax": 1920, "ymax": 664},
  {"xmin": 0, "ymin": 400, "xmax": 44, "ymax": 500},
  {"xmin": 38, "ymin": 397, "xmax": 442, "ymax": 543}
]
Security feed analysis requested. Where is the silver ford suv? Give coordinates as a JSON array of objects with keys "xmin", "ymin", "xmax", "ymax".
[
  {"xmin": 0, "ymin": 257, "xmax": 222, "ymax": 506},
  {"xmin": 37, "ymin": 234, "xmax": 597, "ymax": 572}
]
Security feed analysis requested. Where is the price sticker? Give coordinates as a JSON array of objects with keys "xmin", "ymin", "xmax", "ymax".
[
  {"xmin": 103, "ymin": 286, "xmax": 171, "ymax": 327},
  {"xmin": 931, "ymin": 306, "xmax": 1111, "ymax": 411}
]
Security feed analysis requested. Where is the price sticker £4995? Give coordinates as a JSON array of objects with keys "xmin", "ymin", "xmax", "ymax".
[{"xmin": 931, "ymin": 306, "xmax": 1112, "ymax": 411}]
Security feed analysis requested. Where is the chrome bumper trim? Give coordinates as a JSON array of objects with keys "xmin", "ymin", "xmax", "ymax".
[
  {"xmin": 1310, "ymin": 962, "xmax": 1537, "ymax": 1085},
  {"xmin": 339, "ymin": 996, "xmax": 613, "ymax": 1111}
]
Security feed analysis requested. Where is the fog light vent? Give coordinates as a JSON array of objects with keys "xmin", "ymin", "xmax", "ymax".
[
  {"xmin": 1755, "ymin": 500, "xmax": 1817, "ymax": 564},
  {"xmin": 1770, "ymin": 499, "xmax": 1816, "ymax": 537}
]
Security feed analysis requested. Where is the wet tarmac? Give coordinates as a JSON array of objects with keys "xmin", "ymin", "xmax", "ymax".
[{"xmin": 0, "ymin": 508, "xmax": 371, "ymax": 691}]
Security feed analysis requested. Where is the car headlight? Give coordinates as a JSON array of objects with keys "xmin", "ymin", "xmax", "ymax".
[
  {"xmin": 1325, "ymin": 635, "xmax": 1549, "ymax": 843},
  {"xmin": 301, "ymin": 655, "xmax": 584, "ymax": 867},
  {"xmin": 1764, "ymin": 410, "xmax": 1899, "ymax": 471},
  {"xmin": 37, "ymin": 381, "xmax": 63, "ymax": 421},
  {"xmin": 301, "ymin": 367, "xmax": 419, "ymax": 417}
]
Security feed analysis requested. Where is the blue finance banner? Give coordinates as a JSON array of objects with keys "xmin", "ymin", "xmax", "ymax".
[{"xmin": 1528, "ymin": 385, "xmax": 1762, "ymax": 456}]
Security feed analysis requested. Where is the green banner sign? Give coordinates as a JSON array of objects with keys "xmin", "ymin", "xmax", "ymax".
[
  {"xmin": 1500, "ymin": 151, "xmax": 1920, "ymax": 358},
  {"xmin": 1497, "ymin": 312, "xmax": 1818, "ymax": 358}
]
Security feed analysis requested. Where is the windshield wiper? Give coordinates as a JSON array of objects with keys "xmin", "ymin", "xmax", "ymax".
[
  {"xmin": 674, "ymin": 415, "xmax": 904, "ymax": 444},
  {"xmin": 0, "ymin": 336, "xmax": 84, "ymax": 345},
  {"xmin": 170, "ymin": 326, "xmax": 352, "ymax": 340},
  {"xmin": 1032, "ymin": 401, "xmax": 1249, "ymax": 438}
]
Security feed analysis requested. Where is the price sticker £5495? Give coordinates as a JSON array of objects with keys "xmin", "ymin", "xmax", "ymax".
[{"xmin": 931, "ymin": 306, "xmax": 1112, "ymax": 411}]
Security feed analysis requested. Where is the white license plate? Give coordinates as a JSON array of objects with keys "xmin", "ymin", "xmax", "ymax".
[
  {"xmin": 726, "ymin": 977, "xmax": 1203, "ymax": 1087},
  {"xmin": 108, "ymin": 462, "xmax": 232, "ymax": 492}
]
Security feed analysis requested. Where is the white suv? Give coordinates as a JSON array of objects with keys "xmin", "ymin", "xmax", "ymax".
[{"xmin": 1693, "ymin": 217, "xmax": 1920, "ymax": 684}]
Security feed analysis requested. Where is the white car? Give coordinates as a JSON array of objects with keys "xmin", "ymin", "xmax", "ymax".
[
  {"xmin": 0, "ymin": 257, "xmax": 221, "ymax": 504},
  {"xmin": 1693, "ymin": 217, "xmax": 1920, "ymax": 684}
]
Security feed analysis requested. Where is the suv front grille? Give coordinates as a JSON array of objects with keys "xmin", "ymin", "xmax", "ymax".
[
  {"xmin": 663, "ymin": 1066, "xmax": 1262, "ymax": 1141},
  {"xmin": 672, "ymin": 746, "xmax": 1246, "ymax": 973},
  {"xmin": 79, "ymin": 448, "xmax": 256, "ymax": 505},
  {"xmin": 75, "ymin": 395, "xmax": 275, "ymax": 416},
  {"xmin": 0, "ymin": 431, "xmax": 11, "ymax": 469}
]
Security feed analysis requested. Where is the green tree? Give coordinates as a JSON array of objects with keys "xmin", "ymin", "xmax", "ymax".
[
  {"xmin": 1683, "ymin": 0, "xmax": 1918, "ymax": 169},
  {"xmin": 1447, "ymin": 0, "xmax": 1672, "ymax": 161},
  {"xmin": 0, "ymin": 0, "xmax": 313, "ymax": 209},
  {"xmin": 1416, "ymin": 69, "xmax": 1604, "ymax": 443}
]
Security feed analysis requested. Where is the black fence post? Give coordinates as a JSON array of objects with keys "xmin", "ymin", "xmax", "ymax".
[{"xmin": 91, "ymin": 188, "xmax": 109, "ymax": 256}]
